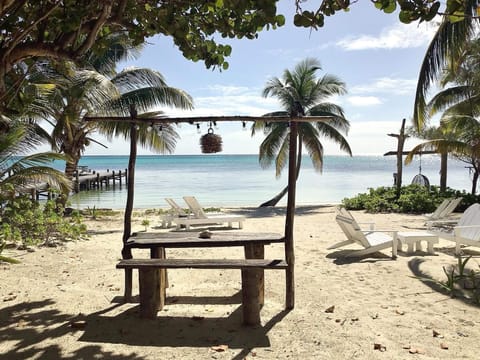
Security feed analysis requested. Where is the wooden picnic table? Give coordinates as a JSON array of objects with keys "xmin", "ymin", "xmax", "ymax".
[{"xmin": 123, "ymin": 231, "xmax": 286, "ymax": 324}]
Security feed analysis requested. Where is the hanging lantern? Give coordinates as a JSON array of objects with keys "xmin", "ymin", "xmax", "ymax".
[{"xmin": 200, "ymin": 125, "xmax": 223, "ymax": 153}]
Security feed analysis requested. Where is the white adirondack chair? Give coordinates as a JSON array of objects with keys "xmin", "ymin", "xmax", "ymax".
[
  {"xmin": 330, "ymin": 214, "xmax": 398, "ymax": 259},
  {"xmin": 432, "ymin": 203, "xmax": 480, "ymax": 255}
]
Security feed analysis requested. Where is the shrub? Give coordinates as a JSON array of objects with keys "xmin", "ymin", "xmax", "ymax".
[
  {"xmin": 0, "ymin": 195, "xmax": 87, "ymax": 248},
  {"xmin": 341, "ymin": 184, "xmax": 474, "ymax": 214}
]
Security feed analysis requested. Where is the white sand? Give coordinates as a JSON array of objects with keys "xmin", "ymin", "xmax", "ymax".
[{"xmin": 1, "ymin": 206, "xmax": 479, "ymax": 359}]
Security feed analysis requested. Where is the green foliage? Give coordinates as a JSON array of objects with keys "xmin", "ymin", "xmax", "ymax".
[
  {"xmin": 203, "ymin": 207, "xmax": 222, "ymax": 213},
  {"xmin": 292, "ymin": 1, "xmax": 467, "ymax": 29},
  {"xmin": 141, "ymin": 219, "xmax": 150, "ymax": 232},
  {"xmin": 341, "ymin": 184, "xmax": 480, "ymax": 214},
  {"xmin": 0, "ymin": 196, "xmax": 87, "ymax": 248},
  {"xmin": 81, "ymin": 207, "xmax": 118, "ymax": 219}
]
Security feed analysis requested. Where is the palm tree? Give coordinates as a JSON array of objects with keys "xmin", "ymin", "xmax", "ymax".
[
  {"xmin": 30, "ymin": 35, "xmax": 193, "ymax": 203},
  {"xmin": 408, "ymin": 35, "xmax": 480, "ymax": 193},
  {"xmin": 406, "ymin": 125, "xmax": 458, "ymax": 192},
  {"xmin": 413, "ymin": 0, "xmax": 478, "ymax": 130},
  {"xmin": 252, "ymin": 58, "xmax": 352, "ymax": 207},
  {"xmin": 0, "ymin": 117, "xmax": 71, "ymax": 200}
]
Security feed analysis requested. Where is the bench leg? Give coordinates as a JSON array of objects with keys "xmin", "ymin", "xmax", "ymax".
[
  {"xmin": 241, "ymin": 269, "xmax": 261, "ymax": 326},
  {"xmin": 244, "ymin": 244, "xmax": 265, "ymax": 306},
  {"xmin": 242, "ymin": 243, "xmax": 264, "ymax": 326},
  {"xmin": 138, "ymin": 268, "xmax": 161, "ymax": 318},
  {"xmin": 151, "ymin": 248, "xmax": 167, "ymax": 309},
  {"xmin": 124, "ymin": 268, "xmax": 133, "ymax": 302}
]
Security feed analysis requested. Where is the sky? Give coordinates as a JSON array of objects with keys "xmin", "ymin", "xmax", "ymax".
[{"xmin": 82, "ymin": 1, "xmax": 441, "ymax": 156}]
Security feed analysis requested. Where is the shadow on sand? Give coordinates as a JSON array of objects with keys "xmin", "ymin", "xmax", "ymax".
[
  {"xmin": 407, "ymin": 255, "xmax": 480, "ymax": 308},
  {"xmin": 0, "ymin": 296, "xmax": 290, "ymax": 359}
]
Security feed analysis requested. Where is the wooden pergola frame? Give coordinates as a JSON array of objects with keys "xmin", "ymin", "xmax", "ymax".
[{"xmin": 84, "ymin": 113, "xmax": 333, "ymax": 309}]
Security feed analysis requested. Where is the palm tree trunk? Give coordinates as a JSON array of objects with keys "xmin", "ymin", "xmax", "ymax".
[
  {"xmin": 56, "ymin": 154, "xmax": 80, "ymax": 209},
  {"xmin": 471, "ymin": 170, "xmax": 479, "ymax": 195},
  {"xmin": 440, "ymin": 152, "xmax": 448, "ymax": 192},
  {"xmin": 259, "ymin": 134, "xmax": 303, "ymax": 207}
]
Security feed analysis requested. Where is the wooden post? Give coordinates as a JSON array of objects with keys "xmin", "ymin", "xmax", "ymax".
[
  {"xmin": 242, "ymin": 243, "xmax": 265, "ymax": 326},
  {"xmin": 122, "ymin": 120, "xmax": 138, "ymax": 302},
  {"xmin": 138, "ymin": 268, "xmax": 161, "ymax": 318},
  {"xmin": 150, "ymin": 247, "xmax": 166, "ymax": 309},
  {"xmin": 96, "ymin": 173, "xmax": 100, "ymax": 189},
  {"xmin": 285, "ymin": 121, "xmax": 297, "ymax": 310},
  {"xmin": 388, "ymin": 118, "xmax": 408, "ymax": 197},
  {"xmin": 241, "ymin": 269, "xmax": 262, "ymax": 326},
  {"xmin": 244, "ymin": 243, "xmax": 265, "ymax": 306}
]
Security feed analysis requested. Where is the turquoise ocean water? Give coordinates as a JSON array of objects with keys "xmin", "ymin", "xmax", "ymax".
[{"xmin": 59, "ymin": 155, "xmax": 474, "ymax": 209}]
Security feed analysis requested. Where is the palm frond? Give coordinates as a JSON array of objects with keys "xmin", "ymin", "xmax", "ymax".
[
  {"xmin": 274, "ymin": 135, "xmax": 290, "ymax": 177},
  {"xmin": 258, "ymin": 124, "xmax": 289, "ymax": 169},
  {"xmin": 427, "ymin": 85, "xmax": 472, "ymax": 116},
  {"xmin": 112, "ymin": 68, "xmax": 168, "ymax": 93},
  {"xmin": 413, "ymin": 1, "xmax": 478, "ymax": 129}
]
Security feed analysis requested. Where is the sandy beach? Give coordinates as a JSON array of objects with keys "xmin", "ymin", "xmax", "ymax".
[{"xmin": 1, "ymin": 205, "xmax": 479, "ymax": 359}]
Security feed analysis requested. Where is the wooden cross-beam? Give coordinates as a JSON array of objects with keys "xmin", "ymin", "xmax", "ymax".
[{"xmin": 83, "ymin": 115, "xmax": 333, "ymax": 124}]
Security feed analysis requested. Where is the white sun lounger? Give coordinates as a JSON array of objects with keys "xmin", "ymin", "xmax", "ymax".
[
  {"xmin": 330, "ymin": 214, "xmax": 398, "ymax": 259},
  {"xmin": 159, "ymin": 198, "xmax": 190, "ymax": 228},
  {"xmin": 173, "ymin": 196, "xmax": 245, "ymax": 230},
  {"xmin": 425, "ymin": 198, "xmax": 462, "ymax": 227}
]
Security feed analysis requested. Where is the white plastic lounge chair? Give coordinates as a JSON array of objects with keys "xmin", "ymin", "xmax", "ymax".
[
  {"xmin": 425, "ymin": 198, "xmax": 462, "ymax": 226},
  {"xmin": 428, "ymin": 201, "xmax": 477, "ymax": 230},
  {"xmin": 329, "ymin": 214, "xmax": 398, "ymax": 259},
  {"xmin": 160, "ymin": 198, "xmax": 190, "ymax": 228},
  {"xmin": 165, "ymin": 198, "xmax": 189, "ymax": 217},
  {"xmin": 431, "ymin": 203, "xmax": 480, "ymax": 254},
  {"xmin": 441, "ymin": 197, "xmax": 462, "ymax": 217},
  {"xmin": 424, "ymin": 198, "xmax": 451, "ymax": 221},
  {"xmin": 173, "ymin": 196, "xmax": 245, "ymax": 230}
]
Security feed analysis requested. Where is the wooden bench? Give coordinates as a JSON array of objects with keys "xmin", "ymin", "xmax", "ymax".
[{"xmin": 116, "ymin": 258, "xmax": 287, "ymax": 325}]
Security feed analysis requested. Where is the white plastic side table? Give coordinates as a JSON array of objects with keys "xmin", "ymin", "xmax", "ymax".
[{"xmin": 397, "ymin": 231, "xmax": 439, "ymax": 254}]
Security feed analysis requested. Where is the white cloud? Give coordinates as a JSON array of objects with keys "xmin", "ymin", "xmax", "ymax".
[
  {"xmin": 204, "ymin": 84, "xmax": 250, "ymax": 95},
  {"xmin": 161, "ymin": 85, "xmax": 281, "ymax": 118},
  {"xmin": 350, "ymin": 77, "xmax": 417, "ymax": 96},
  {"xmin": 336, "ymin": 22, "xmax": 437, "ymax": 51},
  {"xmin": 347, "ymin": 96, "xmax": 382, "ymax": 106}
]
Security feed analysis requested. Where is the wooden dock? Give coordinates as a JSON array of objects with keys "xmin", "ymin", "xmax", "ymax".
[
  {"xmin": 73, "ymin": 168, "xmax": 128, "ymax": 192},
  {"xmin": 16, "ymin": 168, "xmax": 128, "ymax": 201}
]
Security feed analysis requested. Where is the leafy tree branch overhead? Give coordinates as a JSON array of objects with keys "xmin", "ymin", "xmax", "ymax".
[
  {"xmin": 0, "ymin": 0, "xmax": 284, "ymax": 108},
  {"xmin": 0, "ymin": 0, "xmax": 473, "ymax": 116},
  {"xmin": 293, "ymin": 0, "xmax": 477, "ymax": 28}
]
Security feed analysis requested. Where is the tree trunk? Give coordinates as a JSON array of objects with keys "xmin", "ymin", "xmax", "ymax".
[
  {"xmin": 472, "ymin": 170, "xmax": 479, "ymax": 195},
  {"xmin": 56, "ymin": 153, "xmax": 80, "ymax": 209},
  {"xmin": 259, "ymin": 134, "xmax": 303, "ymax": 207},
  {"xmin": 439, "ymin": 152, "xmax": 448, "ymax": 193}
]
